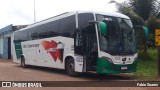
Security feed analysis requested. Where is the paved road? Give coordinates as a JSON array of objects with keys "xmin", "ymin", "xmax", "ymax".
[{"xmin": 0, "ymin": 60, "xmax": 159, "ymax": 90}]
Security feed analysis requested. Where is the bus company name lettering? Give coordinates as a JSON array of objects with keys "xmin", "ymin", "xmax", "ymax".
[{"xmin": 23, "ymin": 44, "xmax": 39, "ymax": 48}]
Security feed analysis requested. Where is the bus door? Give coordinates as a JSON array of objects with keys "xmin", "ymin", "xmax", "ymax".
[{"xmin": 74, "ymin": 25, "xmax": 98, "ymax": 72}]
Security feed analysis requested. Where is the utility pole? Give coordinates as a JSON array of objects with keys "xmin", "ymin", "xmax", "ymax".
[{"xmin": 34, "ymin": 0, "xmax": 36, "ymax": 23}]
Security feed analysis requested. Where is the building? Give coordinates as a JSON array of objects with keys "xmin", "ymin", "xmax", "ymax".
[{"xmin": 0, "ymin": 24, "xmax": 27, "ymax": 59}]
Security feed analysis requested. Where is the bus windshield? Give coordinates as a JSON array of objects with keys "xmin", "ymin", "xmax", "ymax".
[{"xmin": 96, "ymin": 15, "xmax": 137, "ymax": 55}]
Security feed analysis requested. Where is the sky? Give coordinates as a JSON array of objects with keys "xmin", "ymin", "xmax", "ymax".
[{"xmin": 0, "ymin": 0, "xmax": 124, "ymax": 28}]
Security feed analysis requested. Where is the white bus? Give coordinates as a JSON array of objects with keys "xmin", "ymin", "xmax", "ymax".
[{"xmin": 13, "ymin": 11, "xmax": 138, "ymax": 76}]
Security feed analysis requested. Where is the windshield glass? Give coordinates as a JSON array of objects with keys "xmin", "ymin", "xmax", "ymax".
[{"xmin": 96, "ymin": 14, "xmax": 137, "ymax": 55}]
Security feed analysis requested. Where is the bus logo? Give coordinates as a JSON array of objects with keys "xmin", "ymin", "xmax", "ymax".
[
  {"xmin": 2, "ymin": 82, "xmax": 12, "ymax": 87},
  {"xmin": 41, "ymin": 40, "xmax": 64, "ymax": 63},
  {"xmin": 122, "ymin": 57, "xmax": 127, "ymax": 64}
]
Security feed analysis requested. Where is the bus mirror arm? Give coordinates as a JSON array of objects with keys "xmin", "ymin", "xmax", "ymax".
[{"xmin": 88, "ymin": 20, "xmax": 99, "ymax": 25}]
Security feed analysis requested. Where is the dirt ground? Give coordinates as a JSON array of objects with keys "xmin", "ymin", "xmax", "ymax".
[{"xmin": 0, "ymin": 59, "xmax": 159, "ymax": 90}]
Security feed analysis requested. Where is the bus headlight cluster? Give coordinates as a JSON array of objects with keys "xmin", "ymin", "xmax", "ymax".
[
  {"xmin": 102, "ymin": 56, "xmax": 113, "ymax": 63},
  {"xmin": 134, "ymin": 57, "xmax": 137, "ymax": 62}
]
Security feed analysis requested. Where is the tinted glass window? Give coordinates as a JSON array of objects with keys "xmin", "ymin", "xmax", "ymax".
[
  {"xmin": 78, "ymin": 13, "xmax": 94, "ymax": 29},
  {"xmin": 29, "ymin": 27, "xmax": 38, "ymax": 40},
  {"xmin": 30, "ymin": 15, "xmax": 75, "ymax": 39},
  {"xmin": 60, "ymin": 15, "xmax": 76, "ymax": 37},
  {"xmin": 16, "ymin": 15, "xmax": 76, "ymax": 41},
  {"xmin": 29, "ymin": 20, "xmax": 60, "ymax": 40},
  {"xmin": 14, "ymin": 30, "xmax": 29, "ymax": 42},
  {"xmin": 44, "ymin": 20, "xmax": 60, "ymax": 37},
  {"xmin": 14, "ymin": 31, "xmax": 21, "ymax": 42},
  {"xmin": 21, "ymin": 30, "xmax": 29, "ymax": 41}
]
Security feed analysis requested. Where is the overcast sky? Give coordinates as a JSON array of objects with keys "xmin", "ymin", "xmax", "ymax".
[{"xmin": 0, "ymin": 0, "xmax": 124, "ymax": 28}]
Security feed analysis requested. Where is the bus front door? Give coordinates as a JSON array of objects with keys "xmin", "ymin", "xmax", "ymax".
[{"xmin": 75, "ymin": 26, "xmax": 98, "ymax": 72}]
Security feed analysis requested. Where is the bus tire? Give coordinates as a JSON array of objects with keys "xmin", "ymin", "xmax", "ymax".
[
  {"xmin": 21, "ymin": 57, "xmax": 26, "ymax": 68},
  {"xmin": 66, "ymin": 58, "xmax": 78, "ymax": 76}
]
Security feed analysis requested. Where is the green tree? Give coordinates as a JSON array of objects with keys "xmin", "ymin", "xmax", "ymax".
[
  {"xmin": 145, "ymin": 16, "xmax": 160, "ymax": 46},
  {"xmin": 116, "ymin": 1, "xmax": 144, "ymax": 25},
  {"xmin": 129, "ymin": 0, "xmax": 159, "ymax": 20},
  {"xmin": 145, "ymin": 16, "xmax": 160, "ymax": 34},
  {"xmin": 115, "ymin": 0, "xmax": 160, "ymax": 22}
]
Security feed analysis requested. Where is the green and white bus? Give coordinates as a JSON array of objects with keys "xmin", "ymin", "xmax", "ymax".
[{"xmin": 13, "ymin": 11, "xmax": 138, "ymax": 76}]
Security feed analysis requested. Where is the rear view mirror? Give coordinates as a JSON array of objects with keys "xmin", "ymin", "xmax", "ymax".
[{"xmin": 99, "ymin": 22, "xmax": 107, "ymax": 35}]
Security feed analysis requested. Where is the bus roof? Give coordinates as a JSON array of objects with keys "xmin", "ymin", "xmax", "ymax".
[
  {"xmin": 19, "ymin": 11, "xmax": 130, "ymax": 31},
  {"xmin": 80, "ymin": 11, "xmax": 130, "ymax": 19}
]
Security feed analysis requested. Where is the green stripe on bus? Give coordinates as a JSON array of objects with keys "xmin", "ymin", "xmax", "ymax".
[
  {"xmin": 14, "ymin": 42, "xmax": 22, "ymax": 60},
  {"xmin": 96, "ymin": 58, "xmax": 137, "ymax": 74}
]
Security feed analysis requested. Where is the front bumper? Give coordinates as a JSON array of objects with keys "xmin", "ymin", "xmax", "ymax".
[{"xmin": 96, "ymin": 58, "xmax": 138, "ymax": 74}]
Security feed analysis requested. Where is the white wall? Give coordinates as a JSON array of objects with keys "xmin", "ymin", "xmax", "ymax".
[
  {"xmin": 0, "ymin": 32, "xmax": 13, "ymax": 59},
  {"xmin": 4, "ymin": 32, "xmax": 12, "ymax": 37},
  {"xmin": 4, "ymin": 32, "xmax": 13, "ymax": 59},
  {"xmin": 0, "ymin": 37, "xmax": 3, "ymax": 55}
]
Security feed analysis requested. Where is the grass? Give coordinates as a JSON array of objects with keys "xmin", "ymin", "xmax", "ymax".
[{"xmin": 133, "ymin": 48, "xmax": 158, "ymax": 80}]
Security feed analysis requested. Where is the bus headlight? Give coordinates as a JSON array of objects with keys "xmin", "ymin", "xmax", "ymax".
[
  {"xmin": 134, "ymin": 57, "xmax": 137, "ymax": 62},
  {"xmin": 102, "ymin": 56, "xmax": 113, "ymax": 63}
]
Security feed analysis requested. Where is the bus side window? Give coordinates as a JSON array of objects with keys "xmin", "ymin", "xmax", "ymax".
[
  {"xmin": 78, "ymin": 13, "xmax": 94, "ymax": 29},
  {"xmin": 60, "ymin": 15, "xmax": 76, "ymax": 37},
  {"xmin": 14, "ymin": 31, "xmax": 21, "ymax": 42}
]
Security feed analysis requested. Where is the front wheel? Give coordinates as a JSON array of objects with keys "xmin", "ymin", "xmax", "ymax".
[{"xmin": 66, "ymin": 58, "xmax": 78, "ymax": 76}]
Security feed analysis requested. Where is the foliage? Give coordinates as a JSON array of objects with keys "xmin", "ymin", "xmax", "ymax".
[
  {"xmin": 116, "ymin": 0, "xmax": 160, "ymax": 23},
  {"xmin": 129, "ymin": 0, "xmax": 158, "ymax": 21},
  {"xmin": 135, "ymin": 48, "xmax": 158, "ymax": 80},
  {"xmin": 145, "ymin": 16, "xmax": 160, "ymax": 47},
  {"xmin": 116, "ymin": 1, "xmax": 144, "ymax": 25},
  {"xmin": 145, "ymin": 16, "xmax": 160, "ymax": 34},
  {"xmin": 133, "ymin": 25, "xmax": 146, "ymax": 49}
]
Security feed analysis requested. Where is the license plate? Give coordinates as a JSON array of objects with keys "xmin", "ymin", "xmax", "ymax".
[{"xmin": 121, "ymin": 66, "xmax": 128, "ymax": 70}]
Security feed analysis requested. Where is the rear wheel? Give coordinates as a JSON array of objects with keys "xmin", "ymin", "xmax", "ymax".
[
  {"xmin": 21, "ymin": 57, "xmax": 26, "ymax": 68},
  {"xmin": 66, "ymin": 58, "xmax": 78, "ymax": 76}
]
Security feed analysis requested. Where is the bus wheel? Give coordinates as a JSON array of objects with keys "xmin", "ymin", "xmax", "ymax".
[
  {"xmin": 66, "ymin": 58, "xmax": 78, "ymax": 76},
  {"xmin": 21, "ymin": 57, "xmax": 26, "ymax": 68}
]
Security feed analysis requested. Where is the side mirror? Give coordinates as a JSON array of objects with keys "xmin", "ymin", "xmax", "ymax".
[
  {"xmin": 88, "ymin": 20, "xmax": 107, "ymax": 35},
  {"xmin": 99, "ymin": 22, "xmax": 107, "ymax": 35},
  {"xmin": 133, "ymin": 25, "xmax": 149, "ymax": 38},
  {"xmin": 143, "ymin": 26, "xmax": 149, "ymax": 38}
]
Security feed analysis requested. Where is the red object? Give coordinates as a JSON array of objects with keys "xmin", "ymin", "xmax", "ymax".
[
  {"xmin": 41, "ymin": 41, "xmax": 50, "ymax": 50},
  {"xmin": 41, "ymin": 40, "xmax": 58, "ymax": 61}
]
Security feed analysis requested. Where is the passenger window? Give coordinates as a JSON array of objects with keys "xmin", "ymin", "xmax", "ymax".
[
  {"xmin": 78, "ymin": 13, "xmax": 94, "ymax": 29},
  {"xmin": 60, "ymin": 15, "xmax": 76, "ymax": 37}
]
